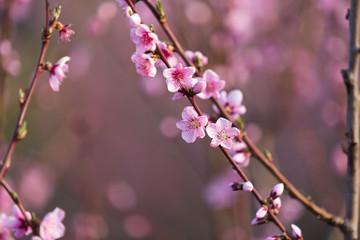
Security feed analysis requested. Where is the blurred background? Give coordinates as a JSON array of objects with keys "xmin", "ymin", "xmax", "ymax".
[{"xmin": 0, "ymin": 0, "xmax": 351, "ymax": 239}]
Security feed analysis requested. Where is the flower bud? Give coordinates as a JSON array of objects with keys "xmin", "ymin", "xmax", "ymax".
[
  {"xmin": 242, "ymin": 181, "xmax": 253, "ymax": 192},
  {"xmin": 270, "ymin": 183, "xmax": 284, "ymax": 199},
  {"xmin": 291, "ymin": 224, "xmax": 303, "ymax": 239},
  {"xmin": 251, "ymin": 217, "xmax": 268, "ymax": 226},
  {"xmin": 256, "ymin": 206, "xmax": 268, "ymax": 218},
  {"xmin": 192, "ymin": 81, "xmax": 206, "ymax": 94},
  {"xmin": 129, "ymin": 13, "xmax": 141, "ymax": 27}
]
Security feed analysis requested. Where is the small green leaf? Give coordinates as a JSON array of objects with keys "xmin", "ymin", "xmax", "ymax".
[{"xmin": 17, "ymin": 121, "xmax": 27, "ymax": 140}]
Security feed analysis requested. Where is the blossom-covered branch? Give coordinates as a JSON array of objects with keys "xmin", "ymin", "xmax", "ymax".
[{"xmin": 135, "ymin": 0, "xmax": 347, "ymax": 232}]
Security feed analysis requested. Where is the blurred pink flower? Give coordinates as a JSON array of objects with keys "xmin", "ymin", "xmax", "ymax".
[
  {"xmin": 157, "ymin": 41, "xmax": 178, "ymax": 68},
  {"xmin": 176, "ymin": 106, "xmax": 208, "ymax": 143},
  {"xmin": 163, "ymin": 63, "xmax": 195, "ymax": 92},
  {"xmin": 206, "ymin": 117, "xmax": 240, "ymax": 149},
  {"xmin": 39, "ymin": 208, "xmax": 65, "ymax": 240},
  {"xmin": 0, "ymin": 213, "xmax": 13, "ymax": 240},
  {"xmin": 58, "ymin": 24, "xmax": 75, "ymax": 42},
  {"xmin": 197, "ymin": 69, "xmax": 225, "ymax": 99},
  {"xmin": 130, "ymin": 24, "xmax": 158, "ymax": 53},
  {"xmin": 131, "ymin": 52, "xmax": 156, "ymax": 77},
  {"xmin": 214, "ymin": 90, "xmax": 247, "ymax": 120},
  {"xmin": 49, "ymin": 56, "xmax": 70, "ymax": 92},
  {"xmin": 6, "ymin": 205, "xmax": 32, "ymax": 238},
  {"xmin": 185, "ymin": 50, "xmax": 208, "ymax": 66},
  {"xmin": 72, "ymin": 213, "xmax": 108, "ymax": 240}
]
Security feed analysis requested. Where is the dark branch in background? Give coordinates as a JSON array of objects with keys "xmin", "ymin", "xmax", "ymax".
[
  {"xmin": 134, "ymin": 0, "xmax": 348, "ymax": 233},
  {"xmin": 342, "ymin": 0, "xmax": 360, "ymax": 239}
]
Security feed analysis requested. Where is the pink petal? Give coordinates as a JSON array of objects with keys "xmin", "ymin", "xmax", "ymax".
[
  {"xmin": 210, "ymin": 138, "xmax": 221, "ymax": 148},
  {"xmin": 194, "ymin": 127, "xmax": 205, "ymax": 138},
  {"xmin": 242, "ymin": 181, "xmax": 253, "ymax": 192},
  {"xmin": 227, "ymin": 90, "xmax": 243, "ymax": 106},
  {"xmin": 176, "ymin": 120, "xmax": 189, "ymax": 131},
  {"xmin": 167, "ymin": 79, "xmax": 180, "ymax": 92},
  {"xmin": 204, "ymin": 69, "xmax": 219, "ymax": 82},
  {"xmin": 291, "ymin": 224, "xmax": 302, "ymax": 238},
  {"xmin": 182, "ymin": 130, "xmax": 196, "ymax": 143},
  {"xmin": 216, "ymin": 117, "xmax": 232, "ymax": 130},
  {"xmin": 221, "ymin": 138, "xmax": 233, "ymax": 149},
  {"xmin": 182, "ymin": 106, "xmax": 197, "ymax": 120},
  {"xmin": 163, "ymin": 68, "xmax": 175, "ymax": 79},
  {"xmin": 227, "ymin": 127, "xmax": 240, "ymax": 137},
  {"xmin": 198, "ymin": 116, "xmax": 208, "ymax": 126},
  {"xmin": 172, "ymin": 91, "xmax": 185, "ymax": 100},
  {"xmin": 206, "ymin": 124, "xmax": 218, "ymax": 138},
  {"xmin": 256, "ymin": 206, "xmax": 268, "ymax": 218},
  {"xmin": 49, "ymin": 75, "xmax": 60, "ymax": 92},
  {"xmin": 182, "ymin": 66, "xmax": 196, "ymax": 77}
]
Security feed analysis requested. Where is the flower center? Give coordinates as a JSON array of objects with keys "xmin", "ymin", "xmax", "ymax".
[
  {"xmin": 172, "ymin": 70, "xmax": 183, "ymax": 81},
  {"xmin": 188, "ymin": 118, "xmax": 201, "ymax": 129},
  {"xmin": 217, "ymin": 130, "xmax": 228, "ymax": 141}
]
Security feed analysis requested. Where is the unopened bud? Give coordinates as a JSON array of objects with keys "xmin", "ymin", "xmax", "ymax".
[
  {"xmin": 291, "ymin": 224, "xmax": 303, "ymax": 239},
  {"xmin": 256, "ymin": 206, "xmax": 268, "ymax": 218},
  {"xmin": 242, "ymin": 181, "xmax": 253, "ymax": 192},
  {"xmin": 18, "ymin": 89, "xmax": 26, "ymax": 104},
  {"xmin": 16, "ymin": 121, "xmax": 27, "ymax": 140},
  {"xmin": 270, "ymin": 183, "xmax": 284, "ymax": 199},
  {"xmin": 192, "ymin": 81, "xmax": 206, "ymax": 94}
]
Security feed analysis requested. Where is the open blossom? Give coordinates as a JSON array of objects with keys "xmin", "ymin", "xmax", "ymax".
[
  {"xmin": 38, "ymin": 208, "xmax": 66, "ymax": 240},
  {"xmin": 58, "ymin": 24, "xmax": 75, "ymax": 42},
  {"xmin": 171, "ymin": 78, "xmax": 206, "ymax": 100},
  {"xmin": 185, "ymin": 50, "xmax": 208, "ymax": 66},
  {"xmin": 6, "ymin": 205, "xmax": 32, "ymax": 238},
  {"xmin": 163, "ymin": 63, "xmax": 195, "ymax": 92},
  {"xmin": 49, "ymin": 56, "xmax": 70, "ymax": 92},
  {"xmin": 228, "ymin": 142, "xmax": 250, "ymax": 168},
  {"xmin": 206, "ymin": 117, "xmax": 240, "ymax": 149},
  {"xmin": 197, "ymin": 69, "xmax": 225, "ymax": 99},
  {"xmin": 131, "ymin": 52, "xmax": 157, "ymax": 77},
  {"xmin": 130, "ymin": 24, "xmax": 158, "ymax": 53},
  {"xmin": 157, "ymin": 41, "xmax": 178, "ymax": 68},
  {"xmin": 176, "ymin": 106, "xmax": 208, "ymax": 143},
  {"xmin": 214, "ymin": 90, "xmax": 247, "ymax": 119}
]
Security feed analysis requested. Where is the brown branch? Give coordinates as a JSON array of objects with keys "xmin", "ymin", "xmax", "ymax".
[
  {"xmin": 0, "ymin": 0, "xmax": 51, "ymax": 183},
  {"xmin": 342, "ymin": 0, "xmax": 360, "ymax": 239}
]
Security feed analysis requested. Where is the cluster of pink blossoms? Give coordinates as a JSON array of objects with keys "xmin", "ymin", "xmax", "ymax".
[
  {"xmin": 1, "ymin": 205, "xmax": 65, "ymax": 240},
  {"xmin": 118, "ymin": 1, "xmax": 302, "ymax": 239}
]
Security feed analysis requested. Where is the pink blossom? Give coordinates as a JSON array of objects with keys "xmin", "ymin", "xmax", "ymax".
[
  {"xmin": 176, "ymin": 106, "xmax": 208, "ymax": 143},
  {"xmin": 291, "ymin": 224, "xmax": 303, "ymax": 239},
  {"xmin": 171, "ymin": 78, "xmax": 206, "ymax": 100},
  {"xmin": 214, "ymin": 90, "xmax": 247, "ymax": 119},
  {"xmin": 0, "ymin": 213, "xmax": 13, "ymax": 240},
  {"xmin": 157, "ymin": 41, "xmax": 178, "ymax": 68},
  {"xmin": 251, "ymin": 217, "xmax": 268, "ymax": 226},
  {"xmin": 124, "ymin": 6, "xmax": 141, "ymax": 27},
  {"xmin": 130, "ymin": 24, "xmax": 158, "ymax": 53},
  {"xmin": 39, "ymin": 208, "xmax": 65, "ymax": 240},
  {"xmin": 271, "ymin": 198, "xmax": 282, "ymax": 214},
  {"xmin": 197, "ymin": 69, "xmax": 225, "ymax": 99},
  {"xmin": 58, "ymin": 24, "xmax": 75, "ymax": 42},
  {"xmin": 206, "ymin": 117, "xmax": 240, "ymax": 149},
  {"xmin": 131, "ymin": 52, "xmax": 157, "ymax": 77},
  {"xmin": 6, "ymin": 205, "xmax": 32, "ymax": 238},
  {"xmin": 49, "ymin": 56, "xmax": 70, "ymax": 92},
  {"xmin": 185, "ymin": 50, "xmax": 208, "ymax": 66},
  {"xmin": 242, "ymin": 181, "xmax": 253, "ymax": 192},
  {"xmin": 228, "ymin": 142, "xmax": 250, "ymax": 168},
  {"xmin": 163, "ymin": 63, "xmax": 195, "ymax": 92},
  {"xmin": 270, "ymin": 183, "xmax": 284, "ymax": 199}
]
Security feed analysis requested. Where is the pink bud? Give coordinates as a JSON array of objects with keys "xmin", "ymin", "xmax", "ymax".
[
  {"xmin": 192, "ymin": 81, "xmax": 206, "ymax": 94},
  {"xmin": 251, "ymin": 217, "xmax": 268, "ymax": 226},
  {"xmin": 271, "ymin": 197, "xmax": 282, "ymax": 211},
  {"xmin": 256, "ymin": 206, "xmax": 268, "ymax": 218},
  {"xmin": 129, "ymin": 13, "xmax": 141, "ymax": 27},
  {"xmin": 242, "ymin": 181, "xmax": 253, "ymax": 192},
  {"xmin": 291, "ymin": 224, "xmax": 302, "ymax": 239},
  {"xmin": 270, "ymin": 183, "xmax": 284, "ymax": 199}
]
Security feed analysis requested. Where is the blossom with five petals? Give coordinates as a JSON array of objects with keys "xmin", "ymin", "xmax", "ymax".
[
  {"xmin": 206, "ymin": 117, "xmax": 240, "ymax": 149},
  {"xmin": 176, "ymin": 106, "xmax": 208, "ymax": 143}
]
